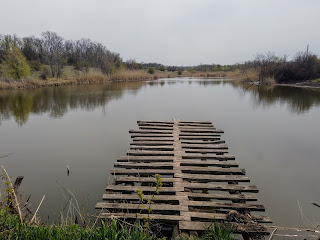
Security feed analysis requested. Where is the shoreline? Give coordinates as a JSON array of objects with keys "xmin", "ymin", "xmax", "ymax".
[{"xmin": 1, "ymin": 72, "xmax": 320, "ymax": 91}]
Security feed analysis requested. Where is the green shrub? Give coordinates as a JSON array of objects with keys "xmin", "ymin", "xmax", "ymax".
[
  {"xmin": 1, "ymin": 45, "xmax": 30, "ymax": 80},
  {"xmin": 148, "ymin": 68, "xmax": 155, "ymax": 74},
  {"xmin": 159, "ymin": 66, "xmax": 166, "ymax": 71},
  {"xmin": 178, "ymin": 70, "xmax": 182, "ymax": 75}
]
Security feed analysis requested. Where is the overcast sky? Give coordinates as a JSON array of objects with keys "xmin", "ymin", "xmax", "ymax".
[{"xmin": 1, "ymin": 0, "xmax": 319, "ymax": 66}]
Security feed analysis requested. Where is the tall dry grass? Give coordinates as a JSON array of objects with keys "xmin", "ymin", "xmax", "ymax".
[{"xmin": 0, "ymin": 69, "xmax": 173, "ymax": 91}]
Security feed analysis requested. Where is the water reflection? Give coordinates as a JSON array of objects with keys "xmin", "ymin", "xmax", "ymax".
[
  {"xmin": 0, "ymin": 82, "xmax": 145, "ymax": 126},
  {"xmin": 1, "ymin": 79, "xmax": 320, "ymax": 126},
  {"xmin": 230, "ymin": 82, "xmax": 320, "ymax": 114}
]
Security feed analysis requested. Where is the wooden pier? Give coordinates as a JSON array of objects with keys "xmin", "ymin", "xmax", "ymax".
[{"xmin": 96, "ymin": 120, "xmax": 272, "ymax": 239}]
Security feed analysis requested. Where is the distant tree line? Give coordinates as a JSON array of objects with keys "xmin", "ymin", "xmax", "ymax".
[
  {"xmin": 0, "ymin": 31, "xmax": 123, "ymax": 80},
  {"xmin": 240, "ymin": 51, "xmax": 320, "ymax": 83}
]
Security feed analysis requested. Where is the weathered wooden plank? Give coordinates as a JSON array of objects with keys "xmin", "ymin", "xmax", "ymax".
[
  {"xmin": 99, "ymin": 213, "xmax": 188, "ymax": 221},
  {"xmin": 186, "ymin": 192, "xmax": 257, "ymax": 201},
  {"xmin": 179, "ymin": 133, "xmax": 221, "ymax": 136},
  {"xmin": 138, "ymin": 121, "xmax": 174, "ymax": 125},
  {"xmin": 139, "ymin": 126, "xmax": 174, "ymax": 130},
  {"xmin": 113, "ymin": 177, "xmax": 177, "ymax": 184},
  {"xmin": 187, "ymin": 212, "xmax": 272, "ymax": 223},
  {"xmin": 179, "ymin": 136, "xmax": 221, "ymax": 140},
  {"xmin": 131, "ymin": 134, "xmax": 173, "ymax": 138},
  {"xmin": 130, "ymin": 145, "xmax": 174, "ymax": 151},
  {"xmin": 180, "ymin": 166, "xmax": 244, "ymax": 174},
  {"xmin": 179, "ymin": 221, "xmax": 269, "ymax": 235},
  {"xmin": 187, "ymin": 201, "xmax": 265, "ymax": 211},
  {"xmin": 110, "ymin": 169, "xmax": 175, "ymax": 175},
  {"xmin": 102, "ymin": 193, "xmax": 182, "ymax": 201},
  {"xmin": 127, "ymin": 150, "xmax": 174, "ymax": 156},
  {"xmin": 105, "ymin": 185, "xmax": 183, "ymax": 192},
  {"xmin": 117, "ymin": 156, "xmax": 174, "ymax": 162},
  {"xmin": 129, "ymin": 129, "xmax": 173, "ymax": 134},
  {"xmin": 178, "ymin": 125, "xmax": 214, "ymax": 129},
  {"xmin": 182, "ymin": 154, "xmax": 235, "ymax": 160},
  {"xmin": 179, "ymin": 121, "xmax": 212, "ymax": 124},
  {"xmin": 181, "ymin": 140, "xmax": 225, "ymax": 145},
  {"xmin": 181, "ymin": 144, "xmax": 228, "ymax": 149},
  {"xmin": 177, "ymin": 173, "xmax": 249, "ymax": 182},
  {"xmin": 184, "ymin": 149, "xmax": 228, "ymax": 154},
  {"xmin": 138, "ymin": 120, "xmax": 174, "ymax": 123},
  {"xmin": 180, "ymin": 129, "xmax": 224, "ymax": 133},
  {"xmin": 183, "ymin": 183, "xmax": 258, "ymax": 192},
  {"xmin": 96, "ymin": 202, "xmax": 187, "ymax": 211},
  {"xmin": 130, "ymin": 141, "xmax": 174, "ymax": 146},
  {"xmin": 114, "ymin": 162, "xmax": 174, "ymax": 169},
  {"xmin": 180, "ymin": 160, "xmax": 238, "ymax": 167},
  {"xmin": 132, "ymin": 137, "xmax": 174, "ymax": 142},
  {"xmin": 178, "ymin": 124, "xmax": 214, "ymax": 127}
]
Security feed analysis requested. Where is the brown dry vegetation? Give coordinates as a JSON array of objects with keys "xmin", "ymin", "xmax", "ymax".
[{"xmin": 0, "ymin": 69, "xmax": 180, "ymax": 90}]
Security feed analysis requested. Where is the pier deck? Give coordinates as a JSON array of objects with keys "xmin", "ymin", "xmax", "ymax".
[{"xmin": 96, "ymin": 120, "xmax": 271, "ymax": 239}]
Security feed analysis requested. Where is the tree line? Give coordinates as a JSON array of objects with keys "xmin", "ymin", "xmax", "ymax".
[
  {"xmin": 239, "ymin": 51, "xmax": 320, "ymax": 83},
  {"xmin": 0, "ymin": 32, "xmax": 123, "ymax": 80}
]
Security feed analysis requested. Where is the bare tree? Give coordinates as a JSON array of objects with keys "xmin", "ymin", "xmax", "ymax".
[{"xmin": 41, "ymin": 31, "xmax": 65, "ymax": 78}]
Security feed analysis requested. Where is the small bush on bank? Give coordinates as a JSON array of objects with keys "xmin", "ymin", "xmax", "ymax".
[{"xmin": 148, "ymin": 68, "xmax": 155, "ymax": 74}]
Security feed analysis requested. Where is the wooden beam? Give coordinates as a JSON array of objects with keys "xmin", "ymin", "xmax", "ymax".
[{"xmin": 183, "ymin": 183, "xmax": 258, "ymax": 192}]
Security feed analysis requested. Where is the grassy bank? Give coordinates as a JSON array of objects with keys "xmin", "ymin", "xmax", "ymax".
[
  {"xmin": 0, "ymin": 67, "xmax": 237, "ymax": 91},
  {"xmin": 0, "ymin": 166, "xmax": 234, "ymax": 240},
  {"xmin": 0, "ymin": 69, "xmax": 180, "ymax": 90},
  {"xmin": 0, "ymin": 209, "xmax": 234, "ymax": 240}
]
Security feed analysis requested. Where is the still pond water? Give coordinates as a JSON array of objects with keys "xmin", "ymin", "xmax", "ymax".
[{"xmin": 0, "ymin": 78, "xmax": 320, "ymax": 228}]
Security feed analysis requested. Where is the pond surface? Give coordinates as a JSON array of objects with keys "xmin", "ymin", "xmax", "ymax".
[{"xmin": 0, "ymin": 78, "xmax": 320, "ymax": 228}]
